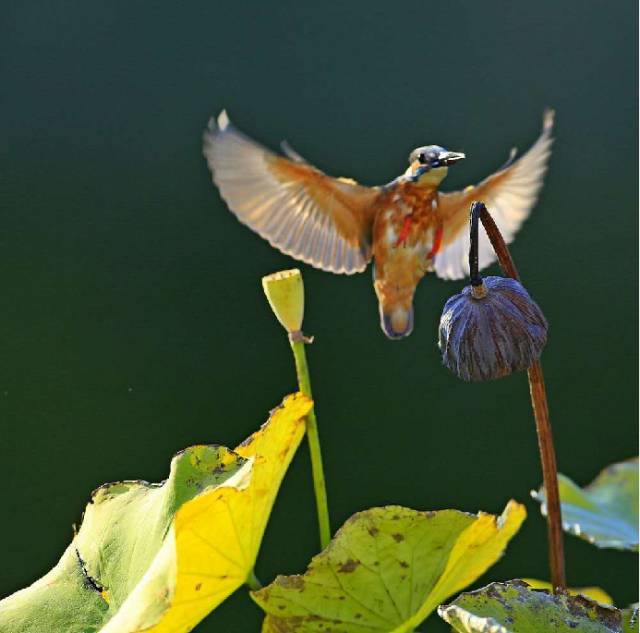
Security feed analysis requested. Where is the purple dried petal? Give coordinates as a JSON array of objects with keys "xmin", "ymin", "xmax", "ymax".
[{"xmin": 438, "ymin": 276, "xmax": 548, "ymax": 382}]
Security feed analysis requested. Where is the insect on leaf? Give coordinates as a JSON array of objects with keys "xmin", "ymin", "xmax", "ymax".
[
  {"xmin": 252, "ymin": 500, "xmax": 525, "ymax": 632},
  {"xmin": 0, "ymin": 393, "xmax": 312, "ymax": 633}
]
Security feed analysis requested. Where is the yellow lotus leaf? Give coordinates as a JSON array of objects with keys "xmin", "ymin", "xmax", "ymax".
[{"xmin": 0, "ymin": 393, "xmax": 312, "ymax": 633}]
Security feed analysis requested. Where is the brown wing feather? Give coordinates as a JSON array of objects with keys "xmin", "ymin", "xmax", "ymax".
[
  {"xmin": 435, "ymin": 110, "xmax": 554, "ymax": 280},
  {"xmin": 203, "ymin": 112, "xmax": 379, "ymax": 274}
]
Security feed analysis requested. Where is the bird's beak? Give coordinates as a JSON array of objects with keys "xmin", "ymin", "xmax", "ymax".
[{"xmin": 438, "ymin": 150, "xmax": 465, "ymax": 166}]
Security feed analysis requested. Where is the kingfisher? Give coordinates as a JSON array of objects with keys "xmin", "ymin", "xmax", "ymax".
[{"xmin": 203, "ymin": 110, "xmax": 553, "ymax": 339}]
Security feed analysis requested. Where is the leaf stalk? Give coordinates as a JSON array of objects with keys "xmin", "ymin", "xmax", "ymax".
[{"xmin": 246, "ymin": 569, "xmax": 263, "ymax": 591}]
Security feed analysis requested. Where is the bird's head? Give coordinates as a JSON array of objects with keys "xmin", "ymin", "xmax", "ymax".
[{"xmin": 406, "ymin": 145, "xmax": 465, "ymax": 187}]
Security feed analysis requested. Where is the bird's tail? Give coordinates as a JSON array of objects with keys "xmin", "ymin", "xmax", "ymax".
[{"xmin": 379, "ymin": 303, "xmax": 414, "ymax": 340}]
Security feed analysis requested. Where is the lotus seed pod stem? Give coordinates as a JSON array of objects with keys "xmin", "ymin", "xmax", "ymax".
[
  {"xmin": 473, "ymin": 201, "xmax": 566, "ymax": 590},
  {"xmin": 261, "ymin": 269, "xmax": 331, "ymax": 549}
]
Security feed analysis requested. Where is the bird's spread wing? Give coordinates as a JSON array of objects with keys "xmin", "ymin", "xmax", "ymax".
[
  {"xmin": 203, "ymin": 112, "xmax": 380, "ymax": 274},
  {"xmin": 434, "ymin": 110, "xmax": 554, "ymax": 280}
]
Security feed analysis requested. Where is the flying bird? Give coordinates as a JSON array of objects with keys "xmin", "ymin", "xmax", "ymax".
[{"xmin": 203, "ymin": 110, "xmax": 553, "ymax": 339}]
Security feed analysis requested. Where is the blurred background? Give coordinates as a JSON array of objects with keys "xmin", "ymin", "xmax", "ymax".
[{"xmin": 0, "ymin": 1, "xmax": 637, "ymax": 630}]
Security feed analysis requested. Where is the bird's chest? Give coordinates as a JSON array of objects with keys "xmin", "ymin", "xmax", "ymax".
[{"xmin": 372, "ymin": 187, "xmax": 441, "ymax": 259}]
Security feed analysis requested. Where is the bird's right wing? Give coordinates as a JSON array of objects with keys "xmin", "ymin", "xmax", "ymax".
[
  {"xmin": 203, "ymin": 112, "xmax": 380, "ymax": 274},
  {"xmin": 434, "ymin": 110, "xmax": 554, "ymax": 280}
]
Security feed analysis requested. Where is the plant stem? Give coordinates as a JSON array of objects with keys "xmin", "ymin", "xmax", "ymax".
[
  {"xmin": 468, "ymin": 206, "xmax": 483, "ymax": 287},
  {"xmin": 245, "ymin": 569, "xmax": 262, "ymax": 591},
  {"xmin": 472, "ymin": 201, "xmax": 566, "ymax": 591},
  {"xmin": 475, "ymin": 204, "xmax": 520, "ymax": 280},
  {"xmin": 526, "ymin": 361, "xmax": 566, "ymax": 590},
  {"xmin": 289, "ymin": 336, "xmax": 331, "ymax": 550}
]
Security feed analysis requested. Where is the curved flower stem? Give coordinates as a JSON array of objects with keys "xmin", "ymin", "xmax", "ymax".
[
  {"xmin": 468, "ymin": 207, "xmax": 483, "ymax": 288},
  {"xmin": 473, "ymin": 203, "xmax": 520, "ymax": 279},
  {"xmin": 289, "ymin": 336, "xmax": 331, "ymax": 550},
  {"xmin": 471, "ymin": 201, "xmax": 566, "ymax": 591}
]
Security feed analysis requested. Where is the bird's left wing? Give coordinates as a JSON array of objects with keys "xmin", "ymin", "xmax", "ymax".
[
  {"xmin": 203, "ymin": 112, "xmax": 380, "ymax": 274},
  {"xmin": 434, "ymin": 110, "xmax": 554, "ymax": 280}
]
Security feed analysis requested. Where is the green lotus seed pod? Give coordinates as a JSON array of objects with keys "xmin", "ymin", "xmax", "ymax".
[{"xmin": 262, "ymin": 269, "xmax": 305, "ymax": 335}]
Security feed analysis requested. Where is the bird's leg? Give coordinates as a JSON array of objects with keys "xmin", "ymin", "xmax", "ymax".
[
  {"xmin": 394, "ymin": 214, "xmax": 414, "ymax": 248},
  {"xmin": 426, "ymin": 221, "xmax": 444, "ymax": 260}
]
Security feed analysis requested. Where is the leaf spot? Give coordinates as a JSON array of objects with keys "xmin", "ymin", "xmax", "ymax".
[
  {"xmin": 279, "ymin": 575, "xmax": 305, "ymax": 590},
  {"xmin": 338, "ymin": 559, "xmax": 360, "ymax": 573}
]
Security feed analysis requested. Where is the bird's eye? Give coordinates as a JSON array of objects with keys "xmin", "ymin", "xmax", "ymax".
[{"xmin": 418, "ymin": 153, "xmax": 427, "ymax": 164}]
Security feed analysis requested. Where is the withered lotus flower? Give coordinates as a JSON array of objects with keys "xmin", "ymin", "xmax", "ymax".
[
  {"xmin": 438, "ymin": 276, "xmax": 548, "ymax": 382},
  {"xmin": 438, "ymin": 201, "xmax": 548, "ymax": 382}
]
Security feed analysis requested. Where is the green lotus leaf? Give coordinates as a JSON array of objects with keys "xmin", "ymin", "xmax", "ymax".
[
  {"xmin": 532, "ymin": 457, "xmax": 638, "ymax": 551},
  {"xmin": 623, "ymin": 606, "xmax": 638, "ymax": 633},
  {"xmin": 252, "ymin": 500, "xmax": 525, "ymax": 633},
  {"xmin": 438, "ymin": 580, "xmax": 622, "ymax": 633},
  {"xmin": 0, "ymin": 393, "xmax": 312, "ymax": 633}
]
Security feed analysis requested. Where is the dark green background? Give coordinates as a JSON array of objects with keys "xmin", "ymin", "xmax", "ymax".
[{"xmin": 1, "ymin": 1, "xmax": 637, "ymax": 631}]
